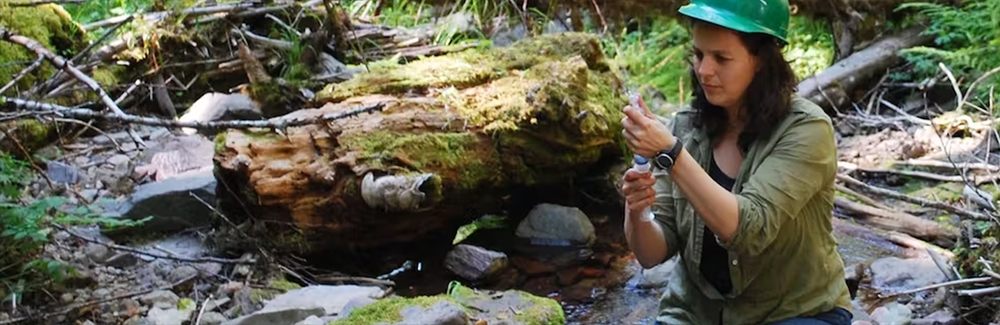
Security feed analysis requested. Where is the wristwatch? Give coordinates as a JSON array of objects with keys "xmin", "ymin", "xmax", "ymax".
[{"xmin": 653, "ymin": 136, "xmax": 683, "ymax": 170}]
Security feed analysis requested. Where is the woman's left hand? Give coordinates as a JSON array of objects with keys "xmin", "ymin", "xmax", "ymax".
[{"xmin": 621, "ymin": 96, "xmax": 676, "ymax": 158}]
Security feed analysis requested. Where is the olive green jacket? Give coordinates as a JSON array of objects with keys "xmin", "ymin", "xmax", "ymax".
[{"xmin": 650, "ymin": 95, "xmax": 852, "ymax": 325}]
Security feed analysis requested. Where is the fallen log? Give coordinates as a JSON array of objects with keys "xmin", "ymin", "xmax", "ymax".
[
  {"xmin": 834, "ymin": 196, "xmax": 958, "ymax": 245},
  {"xmin": 797, "ymin": 25, "xmax": 934, "ymax": 115},
  {"xmin": 213, "ymin": 33, "xmax": 627, "ymax": 254}
]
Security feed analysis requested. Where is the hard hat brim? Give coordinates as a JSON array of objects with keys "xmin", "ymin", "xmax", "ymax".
[{"xmin": 678, "ymin": 3, "xmax": 789, "ymax": 45}]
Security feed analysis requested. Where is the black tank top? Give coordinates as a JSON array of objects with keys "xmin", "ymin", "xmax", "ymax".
[{"xmin": 701, "ymin": 157, "xmax": 735, "ymax": 294}]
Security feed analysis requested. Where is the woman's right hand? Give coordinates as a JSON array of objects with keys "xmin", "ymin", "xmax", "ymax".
[{"xmin": 622, "ymin": 168, "xmax": 657, "ymax": 216}]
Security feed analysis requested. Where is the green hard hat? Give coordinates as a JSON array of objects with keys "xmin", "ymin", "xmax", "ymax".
[{"xmin": 677, "ymin": 0, "xmax": 790, "ymax": 44}]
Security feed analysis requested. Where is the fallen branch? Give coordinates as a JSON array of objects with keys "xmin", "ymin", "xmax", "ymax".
[
  {"xmin": 4, "ymin": 0, "xmax": 85, "ymax": 6},
  {"xmin": 0, "ymin": 28, "xmax": 146, "ymax": 147},
  {"xmin": 83, "ymin": 2, "xmax": 258, "ymax": 30},
  {"xmin": 836, "ymin": 183, "xmax": 891, "ymax": 210},
  {"xmin": 836, "ymin": 173, "xmax": 992, "ymax": 221},
  {"xmin": 833, "ymin": 196, "xmax": 958, "ymax": 241},
  {"xmin": 1, "ymin": 97, "xmax": 385, "ymax": 130},
  {"xmin": 840, "ymin": 160, "xmax": 968, "ymax": 183},
  {"xmin": 893, "ymin": 159, "xmax": 1000, "ymax": 172},
  {"xmin": 0, "ymin": 55, "xmax": 43, "ymax": 94},
  {"xmin": 54, "ymin": 224, "xmax": 256, "ymax": 265},
  {"xmin": 882, "ymin": 276, "xmax": 993, "ymax": 298}
]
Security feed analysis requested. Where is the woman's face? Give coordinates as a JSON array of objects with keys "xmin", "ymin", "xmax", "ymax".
[{"xmin": 691, "ymin": 22, "xmax": 759, "ymax": 112}]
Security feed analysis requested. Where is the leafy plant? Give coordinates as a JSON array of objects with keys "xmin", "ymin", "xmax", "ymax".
[{"xmin": 0, "ymin": 153, "xmax": 145, "ymax": 306}]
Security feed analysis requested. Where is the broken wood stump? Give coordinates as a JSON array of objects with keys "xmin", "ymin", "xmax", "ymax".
[{"xmin": 213, "ymin": 33, "xmax": 629, "ymax": 255}]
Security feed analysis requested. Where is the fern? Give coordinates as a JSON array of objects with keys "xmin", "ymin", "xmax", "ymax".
[{"xmin": 896, "ymin": 0, "xmax": 1000, "ymax": 103}]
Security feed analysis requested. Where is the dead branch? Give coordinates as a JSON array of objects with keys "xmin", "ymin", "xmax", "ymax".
[
  {"xmin": 834, "ymin": 196, "xmax": 958, "ymax": 241},
  {"xmin": 893, "ymin": 159, "xmax": 1000, "ymax": 172},
  {"xmin": 836, "ymin": 173, "xmax": 992, "ymax": 220},
  {"xmin": 1, "ymin": 96, "xmax": 385, "ymax": 130},
  {"xmin": 54, "ymin": 224, "xmax": 255, "ymax": 265},
  {"xmin": 840, "ymin": 161, "xmax": 968, "ymax": 183},
  {"xmin": 836, "ymin": 183, "xmax": 891, "ymax": 210},
  {"xmin": 83, "ymin": 2, "xmax": 258, "ymax": 31},
  {"xmin": 0, "ymin": 28, "xmax": 146, "ymax": 147},
  {"xmin": 0, "ymin": 55, "xmax": 43, "ymax": 94},
  {"xmin": 3, "ymin": 0, "xmax": 85, "ymax": 6}
]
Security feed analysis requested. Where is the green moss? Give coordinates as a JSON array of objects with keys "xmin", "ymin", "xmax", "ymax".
[
  {"xmin": 511, "ymin": 290, "xmax": 566, "ymax": 325},
  {"xmin": 270, "ymin": 279, "xmax": 301, "ymax": 291},
  {"xmin": 214, "ymin": 132, "xmax": 228, "ymax": 153},
  {"xmin": 340, "ymin": 131, "xmax": 501, "ymax": 190},
  {"xmin": 329, "ymin": 296, "xmax": 452, "ymax": 325},
  {"xmin": 1, "ymin": 119, "xmax": 56, "ymax": 155},
  {"xmin": 91, "ymin": 64, "xmax": 126, "ymax": 87},
  {"xmin": 316, "ymin": 33, "xmax": 607, "ymax": 103},
  {"xmin": 899, "ymin": 179, "xmax": 964, "ymax": 202},
  {"xmin": 0, "ymin": 3, "xmax": 88, "ymax": 91}
]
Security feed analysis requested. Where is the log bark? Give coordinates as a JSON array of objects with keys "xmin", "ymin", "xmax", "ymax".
[
  {"xmin": 213, "ymin": 33, "xmax": 628, "ymax": 254},
  {"xmin": 797, "ymin": 26, "xmax": 934, "ymax": 115},
  {"xmin": 834, "ymin": 196, "xmax": 958, "ymax": 245}
]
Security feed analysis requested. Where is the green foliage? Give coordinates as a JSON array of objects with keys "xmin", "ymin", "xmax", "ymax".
[
  {"xmin": 0, "ymin": 153, "xmax": 145, "ymax": 306},
  {"xmin": 894, "ymin": 0, "xmax": 1000, "ymax": 103},
  {"xmin": 783, "ymin": 15, "xmax": 835, "ymax": 80},
  {"xmin": 452, "ymin": 214, "xmax": 506, "ymax": 245},
  {"xmin": 604, "ymin": 17, "xmax": 692, "ymax": 108}
]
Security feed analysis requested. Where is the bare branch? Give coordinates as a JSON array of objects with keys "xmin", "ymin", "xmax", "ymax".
[
  {"xmin": 836, "ymin": 173, "xmax": 992, "ymax": 221},
  {"xmin": 1, "ymin": 96, "xmax": 386, "ymax": 130},
  {"xmin": 0, "ymin": 28, "xmax": 146, "ymax": 147},
  {"xmin": 3, "ymin": 0, "xmax": 85, "ymax": 6},
  {"xmin": 0, "ymin": 55, "xmax": 44, "ymax": 94}
]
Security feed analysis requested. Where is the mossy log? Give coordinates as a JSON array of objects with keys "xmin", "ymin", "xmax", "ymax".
[{"xmin": 214, "ymin": 33, "xmax": 629, "ymax": 254}]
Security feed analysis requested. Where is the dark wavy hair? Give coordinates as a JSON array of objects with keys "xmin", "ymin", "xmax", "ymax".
[{"xmin": 686, "ymin": 19, "xmax": 799, "ymax": 152}]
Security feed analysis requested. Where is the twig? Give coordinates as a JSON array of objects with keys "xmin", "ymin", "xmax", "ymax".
[
  {"xmin": 3, "ymin": 0, "xmax": 85, "ymax": 6},
  {"xmin": 882, "ymin": 276, "xmax": 993, "ymax": 298},
  {"xmin": 313, "ymin": 275, "xmax": 395, "ymax": 287},
  {"xmin": 49, "ymin": 117, "xmax": 125, "ymax": 157},
  {"xmin": 956, "ymin": 286, "xmax": 1000, "ymax": 297},
  {"xmin": 841, "ymin": 160, "xmax": 970, "ymax": 183},
  {"xmin": 193, "ymin": 295, "xmax": 213, "ymax": 325},
  {"xmin": 231, "ymin": 28, "xmax": 294, "ymax": 49},
  {"xmin": 0, "ymin": 55, "xmax": 43, "ymax": 94},
  {"xmin": 1, "ymin": 96, "xmax": 386, "ymax": 130},
  {"xmin": 835, "ymin": 183, "xmax": 890, "ymax": 210},
  {"xmin": 836, "ymin": 173, "xmax": 991, "ymax": 221},
  {"xmin": 893, "ymin": 159, "xmax": 1000, "ymax": 172},
  {"xmin": 83, "ymin": 3, "xmax": 257, "ymax": 31},
  {"xmin": 0, "ymin": 28, "xmax": 146, "ymax": 148},
  {"xmin": 53, "ymin": 224, "xmax": 256, "ymax": 265}
]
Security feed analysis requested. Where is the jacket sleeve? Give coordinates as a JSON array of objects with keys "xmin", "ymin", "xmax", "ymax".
[
  {"xmin": 651, "ymin": 169, "xmax": 682, "ymax": 260},
  {"xmin": 718, "ymin": 116, "xmax": 836, "ymax": 256}
]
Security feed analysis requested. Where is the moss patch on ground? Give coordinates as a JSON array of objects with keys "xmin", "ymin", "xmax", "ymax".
[{"xmin": 330, "ymin": 283, "xmax": 564, "ymax": 325}]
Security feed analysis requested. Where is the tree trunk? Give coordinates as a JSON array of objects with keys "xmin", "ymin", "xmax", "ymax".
[
  {"xmin": 213, "ymin": 33, "xmax": 629, "ymax": 255},
  {"xmin": 797, "ymin": 26, "xmax": 934, "ymax": 115}
]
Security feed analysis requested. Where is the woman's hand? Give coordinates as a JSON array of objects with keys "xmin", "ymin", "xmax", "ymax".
[
  {"xmin": 622, "ymin": 168, "xmax": 657, "ymax": 216},
  {"xmin": 621, "ymin": 96, "xmax": 676, "ymax": 158}
]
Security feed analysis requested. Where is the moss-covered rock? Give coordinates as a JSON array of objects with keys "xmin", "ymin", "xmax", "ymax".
[
  {"xmin": 0, "ymin": 3, "xmax": 88, "ymax": 91},
  {"xmin": 331, "ymin": 283, "xmax": 564, "ymax": 325}
]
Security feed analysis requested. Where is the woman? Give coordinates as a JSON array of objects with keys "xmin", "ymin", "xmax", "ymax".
[{"xmin": 620, "ymin": 1, "xmax": 854, "ymax": 325}]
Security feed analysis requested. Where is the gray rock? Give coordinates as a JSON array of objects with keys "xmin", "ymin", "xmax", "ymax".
[
  {"xmin": 339, "ymin": 296, "xmax": 376, "ymax": 317},
  {"xmin": 220, "ymin": 308, "xmax": 324, "ymax": 325},
  {"xmin": 515, "ymin": 203, "xmax": 596, "ymax": 246},
  {"xmin": 104, "ymin": 252, "xmax": 139, "ymax": 268},
  {"xmin": 167, "ymin": 265, "xmax": 199, "ymax": 284},
  {"xmin": 390, "ymin": 300, "xmax": 468, "ymax": 325},
  {"xmin": 197, "ymin": 312, "xmax": 228, "ymax": 325},
  {"xmin": 914, "ymin": 309, "xmax": 958, "ymax": 325},
  {"xmin": 107, "ymin": 154, "xmax": 132, "ymax": 167},
  {"xmin": 103, "ymin": 168, "xmax": 216, "ymax": 234},
  {"xmin": 260, "ymin": 285, "xmax": 385, "ymax": 316},
  {"xmin": 140, "ymin": 290, "xmax": 180, "ymax": 310},
  {"xmin": 84, "ymin": 244, "xmax": 111, "ymax": 263},
  {"xmin": 294, "ymin": 315, "xmax": 325, "ymax": 325},
  {"xmin": 47, "ymin": 161, "xmax": 81, "ymax": 184},
  {"xmin": 444, "ymin": 244, "xmax": 508, "ymax": 281},
  {"xmin": 178, "ymin": 93, "xmax": 262, "ymax": 136},
  {"xmin": 870, "ymin": 302, "xmax": 912, "ymax": 325},
  {"xmin": 870, "ymin": 257, "xmax": 948, "ymax": 292},
  {"xmin": 146, "ymin": 307, "xmax": 195, "ymax": 325},
  {"xmin": 135, "ymin": 134, "xmax": 215, "ymax": 181}
]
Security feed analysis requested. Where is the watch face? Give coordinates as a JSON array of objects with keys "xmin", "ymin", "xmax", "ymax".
[{"xmin": 655, "ymin": 154, "xmax": 674, "ymax": 169}]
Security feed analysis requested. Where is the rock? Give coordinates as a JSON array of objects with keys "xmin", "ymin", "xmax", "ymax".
[
  {"xmin": 84, "ymin": 244, "xmax": 112, "ymax": 263},
  {"xmin": 870, "ymin": 302, "xmax": 912, "ymax": 325},
  {"xmin": 107, "ymin": 154, "xmax": 132, "ymax": 167},
  {"xmin": 167, "ymin": 265, "xmax": 199, "ymax": 284},
  {"xmin": 103, "ymin": 168, "xmax": 216, "ymax": 234},
  {"xmin": 390, "ymin": 300, "xmax": 469, "ymax": 325},
  {"xmin": 444, "ymin": 244, "xmax": 508, "ymax": 281},
  {"xmin": 104, "ymin": 252, "xmax": 139, "ymax": 268},
  {"xmin": 178, "ymin": 93, "xmax": 262, "ymax": 136},
  {"xmin": 140, "ymin": 290, "xmax": 180, "ymax": 310},
  {"xmin": 870, "ymin": 257, "xmax": 948, "ymax": 291},
  {"xmin": 515, "ymin": 203, "xmax": 596, "ymax": 246},
  {"xmin": 224, "ymin": 285, "xmax": 385, "ymax": 325},
  {"xmin": 47, "ymin": 160, "xmax": 82, "ymax": 184},
  {"xmin": 294, "ymin": 315, "xmax": 325, "ymax": 325},
  {"xmin": 82, "ymin": 320, "xmax": 96, "ymax": 325},
  {"xmin": 146, "ymin": 307, "xmax": 195, "ymax": 325},
  {"xmin": 637, "ymin": 256, "xmax": 679, "ymax": 289},
  {"xmin": 134, "ymin": 134, "xmax": 215, "ymax": 181},
  {"xmin": 914, "ymin": 309, "xmax": 958, "ymax": 324},
  {"xmin": 338, "ymin": 286, "xmax": 563, "ymax": 325},
  {"xmin": 198, "ymin": 312, "xmax": 227, "ymax": 325}
]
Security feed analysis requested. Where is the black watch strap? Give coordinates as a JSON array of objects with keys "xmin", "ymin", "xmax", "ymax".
[{"xmin": 653, "ymin": 137, "xmax": 683, "ymax": 170}]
